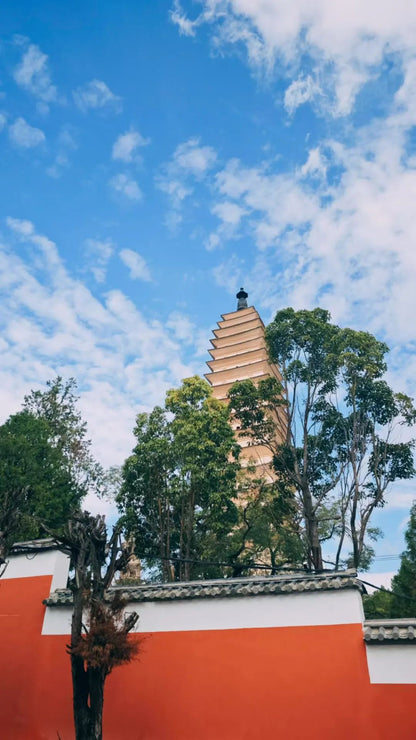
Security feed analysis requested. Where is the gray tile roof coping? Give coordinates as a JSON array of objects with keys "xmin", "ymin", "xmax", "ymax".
[
  {"xmin": 11, "ymin": 538, "xmax": 57, "ymax": 553},
  {"xmin": 364, "ymin": 619, "xmax": 416, "ymax": 644},
  {"xmin": 44, "ymin": 569, "xmax": 362, "ymax": 607}
]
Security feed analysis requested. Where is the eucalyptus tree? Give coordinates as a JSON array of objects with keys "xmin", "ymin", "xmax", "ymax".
[{"xmin": 229, "ymin": 308, "xmax": 416, "ymax": 571}]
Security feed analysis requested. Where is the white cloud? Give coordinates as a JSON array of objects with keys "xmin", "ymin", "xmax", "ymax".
[
  {"xmin": 166, "ymin": 311, "xmax": 194, "ymax": 343},
  {"xmin": 112, "ymin": 129, "xmax": 149, "ymax": 162},
  {"xmin": 207, "ymin": 85, "xmax": 416, "ymax": 359},
  {"xmin": 205, "ymin": 233, "xmax": 221, "ymax": 251},
  {"xmin": 46, "ymin": 126, "xmax": 78, "ymax": 178},
  {"xmin": 13, "ymin": 40, "xmax": 58, "ymax": 107},
  {"xmin": 284, "ymin": 75, "xmax": 320, "ymax": 114},
  {"xmin": 1, "ymin": 219, "xmax": 197, "ymax": 468},
  {"xmin": 157, "ymin": 137, "xmax": 217, "ymax": 228},
  {"xmin": 206, "ymin": 201, "xmax": 247, "ymax": 250},
  {"xmin": 170, "ymin": 1, "xmax": 198, "ymax": 36},
  {"xmin": 9, "ymin": 117, "xmax": 45, "ymax": 148},
  {"xmin": 175, "ymin": 0, "xmax": 416, "ymax": 117},
  {"xmin": 174, "ymin": 137, "xmax": 217, "ymax": 175},
  {"xmin": 110, "ymin": 174, "xmax": 142, "ymax": 201},
  {"xmin": 7, "ymin": 217, "xmax": 34, "ymax": 237},
  {"xmin": 300, "ymin": 147, "xmax": 327, "ymax": 178},
  {"xmin": 73, "ymin": 79, "xmax": 122, "ymax": 113},
  {"xmin": 119, "ymin": 248, "xmax": 151, "ymax": 281},
  {"xmin": 156, "ymin": 177, "xmax": 192, "ymax": 207},
  {"xmin": 85, "ymin": 238, "xmax": 114, "ymax": 283},
  {"xmin": 212, "ymin": 201, "xmax": 246, "ymax": 225}
]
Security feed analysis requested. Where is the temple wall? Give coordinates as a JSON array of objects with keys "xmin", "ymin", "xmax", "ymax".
[{"xmin": 0, "ymin": 548, "xmax": 416, "ymax": 739}]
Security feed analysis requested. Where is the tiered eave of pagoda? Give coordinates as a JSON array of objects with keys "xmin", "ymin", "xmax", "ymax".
[{"xmin": 205, "ymin": 295, "xmax": 286, "ymax": 481}]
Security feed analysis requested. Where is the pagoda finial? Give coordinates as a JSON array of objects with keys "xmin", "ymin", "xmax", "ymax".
[{"xmin": 236, "ymin": 287, "xmax": 248, "ymax": 311}]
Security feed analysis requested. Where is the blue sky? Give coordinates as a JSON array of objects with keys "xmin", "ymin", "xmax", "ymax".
[{"xmin": 1, "ymin": 0, "xmax": 416, "ymax": 574}]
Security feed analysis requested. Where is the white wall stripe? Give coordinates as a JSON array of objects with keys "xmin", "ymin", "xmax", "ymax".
[{"xmin": 42, "ymin": 589, "xmax": 364, "ymax": 635}]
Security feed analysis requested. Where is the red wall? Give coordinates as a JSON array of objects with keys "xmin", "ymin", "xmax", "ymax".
[{"xmin": 0, "ymin": 574, "xmax": 415, "ymax": 739}]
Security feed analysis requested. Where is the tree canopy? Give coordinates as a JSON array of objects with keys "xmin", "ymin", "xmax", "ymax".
[
  {"xmin": 363, "ymin": 501, "xmax": 416, "ymax": 618},
  {"xmin": 0, "ymin": 377, "xmax": 102, "ymax": 562},
  {"xmin": 391, "ymin": 502, "xmax": 416, "ymax": 616},
  {"xmin": 118, "ymin": 376, "xmax": 242, "ymax": 580},
  {"xmin": 229, "ymin": 307, "xmax": 416, "ymax": 571},
  {"xmin": 23, "ymin": 376, "xmax": 103, "ymax": 496}
]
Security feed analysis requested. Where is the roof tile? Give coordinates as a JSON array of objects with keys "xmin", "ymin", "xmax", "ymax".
[{"xmin": 44, "ymin": 569, "xmax": 361, "ymax": 607}]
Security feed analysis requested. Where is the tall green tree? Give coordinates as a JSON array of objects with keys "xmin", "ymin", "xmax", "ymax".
[
  {"xmin": 0, "ymin": 411, "xmax": 81, "ymax": 561},
  {"xmin": 118, "ymin": 406, "xmax": 176, "ymax": 582},
  {"xmin": 118, "ymin": 376, "xmax": 241, "ymax": 580},
  {"xmin": 23, "ymin": 376, "xmax": 103, "ymax": 496},
  {"xmin": 225, "ymin": 475, "xmax": 304, "ymax": 576},
  {"xmin": 229, "ymin": 308, "xmax": 416, "ymax": 571},
  {"xmin": 0, "ymin": 377, "xmax": 103, "ymax": 564}
]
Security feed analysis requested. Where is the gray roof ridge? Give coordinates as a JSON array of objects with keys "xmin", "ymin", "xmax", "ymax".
[
  {"xmin": 44, "ymin": 569, "xmax": 361, "ymax": 607},
  {"xmin": 364, "ymin": 619, "xmax": 416, "ymax": 643}
]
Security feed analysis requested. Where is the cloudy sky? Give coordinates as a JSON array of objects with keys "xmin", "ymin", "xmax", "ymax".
[{"xmin": 1, "ymin": 0, "xmax": 416, "ymax": 570}]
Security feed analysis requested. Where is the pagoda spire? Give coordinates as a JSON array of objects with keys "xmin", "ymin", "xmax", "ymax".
[{"xmin": 236, "ymin": 287, "xmax": 248, "ymax": 311}]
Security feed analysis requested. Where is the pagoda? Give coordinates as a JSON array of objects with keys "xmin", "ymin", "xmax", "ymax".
[{"xmin": 205, "ymin": 289, "xmax": 286, "ymax": 481}]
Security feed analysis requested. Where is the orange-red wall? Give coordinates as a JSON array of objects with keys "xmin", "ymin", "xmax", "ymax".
[{"xmin": 0, "ymin": 575, "xmax": 415, "ymax": 739}]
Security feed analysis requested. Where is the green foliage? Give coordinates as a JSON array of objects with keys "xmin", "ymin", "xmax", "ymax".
[
  {"xmin": 118, "ymin": 376, "xmax": 241, "ymax": 581},
  {"xmin": 230, "ymin": 307, "xmax": 416, "ymax": 571},
  {"xmin": 389, "ymin": 502, "xmax": 416, "ymax": 617},
  {"xmin": 363, "ymin": 589, "xmax": 395, "ymax": 619},
  {"xmin": 227, "ymin": 478, "xmax": 304, "ymax": 575},
  {"xmin": 0, "ymin": 377, "xmax": 102, "ymax": 561},
  {"xmin": 23, "ymin": 376, "xmax": 103, "ymax": 495},
  {"xmin": 0, "ymin": 411, "xmax": 81, "ymax": 553},
  {"xmin": 362, "ymin": 503, "xmax": 416, "ymax": 619}
]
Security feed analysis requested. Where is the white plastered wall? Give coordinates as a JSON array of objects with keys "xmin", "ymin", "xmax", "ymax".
[
  {"xmin": 4, "ymin": 549, "xmax": 70, "ymax": 591},
  {"xmin": 366, "ymin": 644, "xmax": 416, "ymax": 684},
  {"xmin": 43, "ymin": 588, "xmax": 364, "ymax": 635}
]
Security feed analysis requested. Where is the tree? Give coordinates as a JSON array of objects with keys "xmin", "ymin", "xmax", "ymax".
[
  {"xmin": 0, "ymin": 411, "xmax": 81, "ymax": 563},
  {"xmin": 0, "ymin": 376, "xmax": 104, "ymax": 568},
  {"xmin": 363, "ymin": 502, "xmax": 416, "ymax": 619},
  {"xmin": 229, "ymin": 308, "xmax": 416, "ymax": 571},
  {"xmin": 118, "ymin": 406, "xmax": 176, "ymax": 582},
  {"xmin": 332, "ymin": 330, "xmax": 416, "ymax": 569},
  {"xmin": 224, "ymin": 475, "xmax": 304, "ymax": 576},
  {"xmin": 48, "ymin": 512, "xmax": 140, "ymax": 740},
  {"xmin": 362, "ymin": 588, "xmax": 394, "ymax": 619},
  {"xmin": 118, "ymin": 376, "xmax": 241, "ymax": 580},
  {"xmin": 23, "ymin": 376, "xmax": 104, "ymax": 497},
  {"xmin": 389, "ymin": 502, "xmax": 416, "ymax": 617}
]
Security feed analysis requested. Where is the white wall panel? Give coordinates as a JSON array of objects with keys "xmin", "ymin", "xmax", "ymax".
[{"xmin": 366, "ymin": 644, "xmax": 416, "ymax": 684}]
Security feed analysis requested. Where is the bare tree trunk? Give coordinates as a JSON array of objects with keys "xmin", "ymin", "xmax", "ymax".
[
  {"xmin": 50, "ymin": 514, "xmax": 139, "ymax": 740},
  {"xmin": 303, "ymin": 490, "xmax": 323, "ymax": 571},
  {"xmin": 70, "ymin": 593, "xmax": 91, "ymax": 740},
  {"xmin": 89, "ymin": 668, "xmax": 106, "ymax": 740},
  {"xmin": 184, "ymin": 484, "xmax": 195, "ymax": 580},
  {"xmin": 70, "ymin": 654, "xmax": 91, "ymax": 740}
]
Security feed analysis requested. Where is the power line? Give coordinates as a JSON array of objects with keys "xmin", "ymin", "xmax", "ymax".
[{"xmin": 359, "ymin": 578, "xmax": 416, "ymax": 606}]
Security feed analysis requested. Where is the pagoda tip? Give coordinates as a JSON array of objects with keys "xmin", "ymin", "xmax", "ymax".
[{"xmin": 236, "ymin": 287, "xmax": 248, "ymax": 311}]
